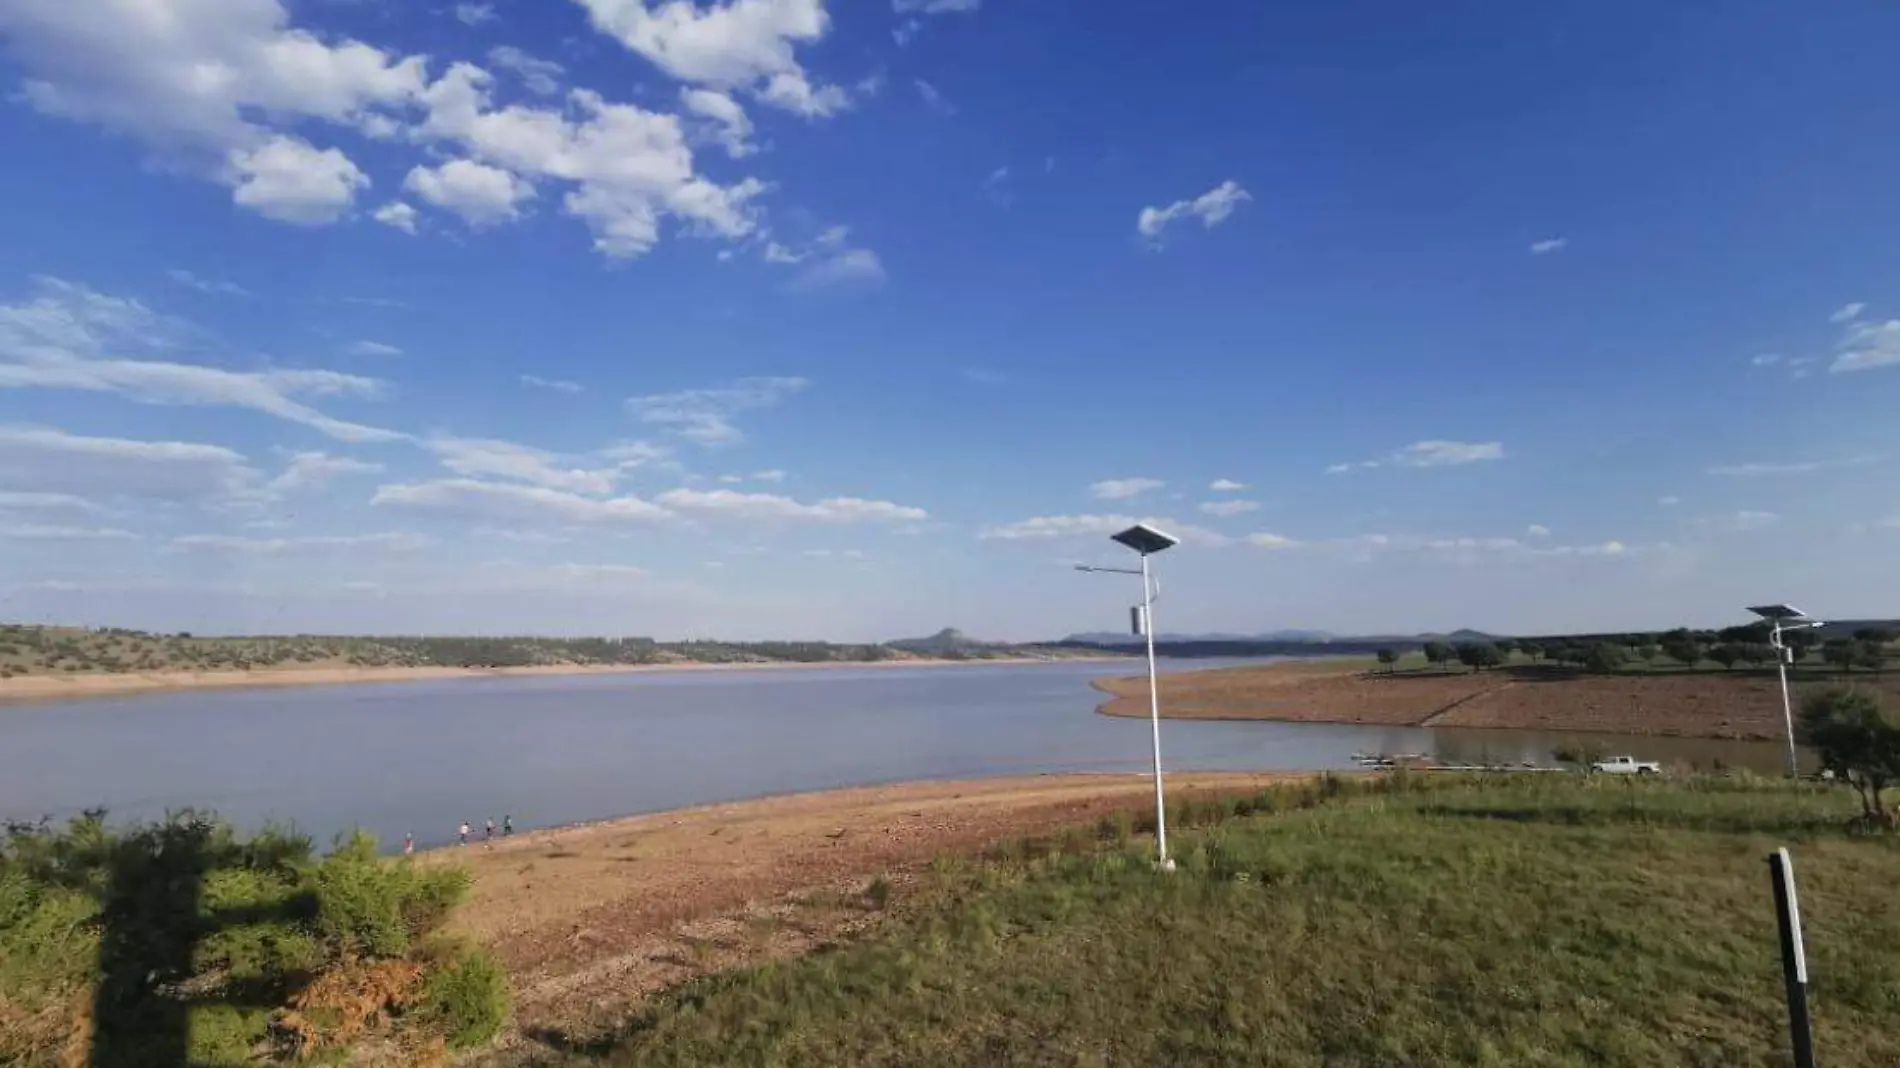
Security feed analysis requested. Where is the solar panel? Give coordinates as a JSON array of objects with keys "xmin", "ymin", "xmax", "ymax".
[
  {"xmin": 1111, "ymin": 523, "xmax": 1180, "ymax": 556},
  {"xmin": 1746, "ymin": 604, "xmax": 1810, "ymax": 622}
]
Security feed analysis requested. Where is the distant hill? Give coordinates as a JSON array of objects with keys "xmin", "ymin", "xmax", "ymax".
[
  {"xmin": 1062, "ymin": 628, "xmax": 1500, "ymax": 650},
  {"xmin": 886, "ymin": 628, "xmax": 996, "ymax": 655},
  {"xmin": 1063, "ymin": 629, "xmax": 1336, "ymax": 645}
]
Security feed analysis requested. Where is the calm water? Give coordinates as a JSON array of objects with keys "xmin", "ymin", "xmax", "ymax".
[{"xmin": 0, "ymin": 659, "xmax": 1784, "ymax": 848}]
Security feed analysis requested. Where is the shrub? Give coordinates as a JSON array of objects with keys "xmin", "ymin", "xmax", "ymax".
[{"xmin": 416, "ymin": 948, "xmax": 508, "ymax": 1049}]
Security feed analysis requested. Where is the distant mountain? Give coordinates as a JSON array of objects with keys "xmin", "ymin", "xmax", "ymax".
[{"xmin": 887, "ymin": 627, "xmax": 992, "ymax": 655}]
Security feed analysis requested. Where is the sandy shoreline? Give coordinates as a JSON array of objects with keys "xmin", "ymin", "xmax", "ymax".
[
  {"xmin": 427, "ymin": 770, "xmax": 1313, "ymax": 1040},
  {"xmin": 0, "ymin": 654, "xmax": 1130, "ymax": 708}
]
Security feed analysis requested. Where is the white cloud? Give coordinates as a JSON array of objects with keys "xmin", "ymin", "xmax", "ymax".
[
  {"xmin": 625, "ymin": 376, "xmax": 808, "ymax": 445},
  {"xmin": 1529, "ymin": 237, "xmax": 1568, "ymax": 255},
  {"xmin": 977, "ymin": 514, "xmax": 1227, "ymax": 548},
  {"xmin": 894, "ymin": 0, "xmax": 979, "ymax": 11},
  {"xmin": 521, "ymin": 373, "xmax": 584, "ymax": 393},
  {"xmin": 751, "ymin": 469, "xmax": 786, "ymax": 482},
  {"xmin": 228, "ymin": 136, "xmax": 370, "ymax": 224},
  {"xmin": 1208, "ymin": 478, "xmax": 1246, "ymax": 492},
  {"xmin": 424, "ymin": 436, "xmax": 622, "ymax": 494},
  {"xmin": 1090, "ymin": 477, "xmax": 1164, "ymax": 500},
  {"xmin": 170, "ymin": 531, "xmax": 430, "ymax": 553},
  {"xmin": 404, "ymin": 158, "xmax": 536, "ymax": 227},
  {"xmin": 792, "ymin": 248, "xmax": 885, "ymax": 290},
  {"xmin": 681, "ymin": 88, "xmax": 755, "ymax": 157},
  {"xmin": 655, "ymin": 488, "xmax": 927, "ymax": 523},
  {"xmin": 0, "ymin": 278, "xmax": 401, "ymax": 443},
  {"xmin": 1245, "ymin": 532, "xmax": 1300, "ymax": 549},
  {"xmin": 347, "ymin": 340, "xmax": 403, "ymax": 357},
  {"xmin": 892, "ymin": 19, "xmax": 920, "ymax": 45},
  {"xmin": 0, "ymin": 523, "xmax": 137, "ymax": 542},
  {"xmin": 454, "ymin": 2, "xmax": 496, "ymax": 26},
  {"xmin": 372, "ymin": 201, "xmax": 420, "ymax": 234},
  {"xmin": 1703, "ymin": 510, "xmax": 1781, "ymax": 533},
  {"xmin": 1136, "ymin": 180, "xmax": 1249, "ymax": 242},
  {"xmin": 0, "ymin": 425, "xmax": 256, "ymax": 503},
  {"xmin": 1831, "ymin": 320, "xmax": 1900, "ymax": 374},
  {"xmin": 1708, "ymin": 456, "xmax": 1875, "ymax": 476},
  {"xmin": 1199, "ymin": 499, "xmax": 1260, "ymax": 517},
  {"xmin": 1658, "ymin": 496, "xmax": 1680, "ymax": 506},
  {"xmin": 487, "ymin": 45, "xmax": 565, "ymax": 95},
  {"xmin": 0, "ymin": 0, "xmax": 428, "ymax": 224},
  {"xmin": 1751, "ymin": 353, "xmax": 1781, "ymax": 367},
  {"xmin": 1830, "ymin": 302, "xmax": 1866, "ymax": 324},
  {"xmin": 267, "ymin": 451, "xmax": 382, "ymax": 494},
  {"xmin": 913, "ymin": 78, "xmax": 952, "ymax": 113},
  {"xmin": 0, "ymin": 491, "xmax": 116, "ymax": 518},
  {"xmin": 372, "ymin": 478, "xmax": 671, "ymax": 526},
  {"xmin": 166, "ymin": 269, "xmax": 248, "ymax": 297},
  {"xmin": 571, "ymin": 0, "xmax": 849, "ymax": 117},
  {"xmin": 416, "ymin": 64, "xmax": 766, "ymax": 258},
  {"xmin": 1526, "ymin": 524, "xmax": 1551, "ymax": 537},
  {"xmin": 1328, "ymin": 439, "xmax": 1505, "ymax": 472}
]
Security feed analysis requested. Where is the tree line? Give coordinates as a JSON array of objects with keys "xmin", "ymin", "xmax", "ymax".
[{"xmin": 1373, "ymin": 625, "xmax": 1896, "ymax": 677}]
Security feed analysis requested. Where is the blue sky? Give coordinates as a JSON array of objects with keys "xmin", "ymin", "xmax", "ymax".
[{"xmin": 0, "ymin": 0, "xmax": 1897, "ymax": 641}]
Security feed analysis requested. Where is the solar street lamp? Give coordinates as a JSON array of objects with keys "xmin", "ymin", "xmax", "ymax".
[
  {"xmin": 1077, "ymin": 522, "xmax": 1180, "ymax": 871},
  {"xmin": 1747, "ymin": 604, "xmax": 1825, "ymax": 779}
]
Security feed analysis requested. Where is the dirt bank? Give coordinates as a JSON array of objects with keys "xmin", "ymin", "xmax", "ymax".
[
  {"xmin": 0, "ymin": 655, "xmax": 1124, "ymax": 707},
  {"xmin": 431, "ymin": 772, "xmax": 1305, "ymax": 1049},
  {"xmin": 1094, "ymin": 660, "xmax": 1900, "ymax": 739}
]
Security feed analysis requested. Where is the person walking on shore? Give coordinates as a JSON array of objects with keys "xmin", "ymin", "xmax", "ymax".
[
  {"xmin": 403, "ymin": 832, "xmax": 415, "ymax": 856},
  {"xmin": 458, "ymin": 821, "xmax": 470, "ymax": 847},
  {"xmin": 503, "ymin": 814, "xmax": 513, "ymax": 837},
  {"xmin": 484, "ymin": 818, "xmax": 495, "ymax": 850}
]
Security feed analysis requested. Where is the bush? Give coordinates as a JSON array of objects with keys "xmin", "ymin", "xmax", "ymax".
[{"xmin": 417, "ymin": 947, "xmax": 509, "ymax": 1049}]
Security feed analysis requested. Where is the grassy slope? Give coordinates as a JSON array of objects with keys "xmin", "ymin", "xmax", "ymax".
[{"xmin": 560, "ymin": 777, "xmax": 1900, "ymax": 1068}]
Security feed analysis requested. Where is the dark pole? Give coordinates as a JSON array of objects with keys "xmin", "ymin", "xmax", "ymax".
[{"xmin": 1768, "ymin": 847, "xmax": 1817, "ymax": 1068}]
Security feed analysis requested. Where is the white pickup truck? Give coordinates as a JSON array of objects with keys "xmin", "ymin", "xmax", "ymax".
[{"xmin": 1591, "ymin": 755, "xmax": 1661, "ymax": 775}]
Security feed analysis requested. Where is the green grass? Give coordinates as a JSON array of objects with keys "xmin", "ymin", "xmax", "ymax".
[{"xmin": 548, "ymin": 775, "xmax": 1900, "ymax": 1068}]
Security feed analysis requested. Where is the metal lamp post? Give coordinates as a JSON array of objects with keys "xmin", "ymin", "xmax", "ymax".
[
  {"xmin": 1747, "ymin": 604, "xmax": 1824, "ymax": 779},
  {"xmin": 1077, "ymin": 522, "xmax": 1181, "ymax": 871}
]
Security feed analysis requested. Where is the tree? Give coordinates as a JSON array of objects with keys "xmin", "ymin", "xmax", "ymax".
[
  {"xmin": 1637, "ymin": 643, "xmax": 1661, "ymax": 664},
  {"xmin": 1857, "ymin": 641, "xmax": 1887, "ymax": 675},
  {"xmin": 1492, "ymin": 638, "xmax": 1517, "ymax": 658},
  {"xmin": 1853, "ymin": 628, "xmax": 1897, "ymax": 647},
  {"xmin": 1456, "ymin": 642, "xmax": 1505, "ymax": 672},
  {"xmin": 1785, "ymin": 629, "xmax": 1820, "ymax": 661},
  {"xmin": 1662, "ymin": 640, "xmax": 1703, "ymax": 669},
  {"xmin": 1584, "ymin": 642, "xmax": 1626, "ymax": 674},
  {"xmin": 1743, "ymin": 643, "xmax": 1776, "ymax": 668},
  {"xmin": 1422, "ymin": 641, "xmax": 1452, "ymax": 672},
  {"xmin": 1375, "ymin": 648, "xmax": 1399, "ymax": 673},
  {"xmin": 1800, "ymin": 689, "xmax": 1900, "ymax": 827},
  {"xmin": 1823, "ymin": 640, "xmax": 1858, "ymax": 674},
  {"xmin": 1707, "ymin": 644, "xmax": 1741, "ymax": 671},
  {"xmin": 1518, "ymin": 642, "xmax": 1544, "ymax": 663}
]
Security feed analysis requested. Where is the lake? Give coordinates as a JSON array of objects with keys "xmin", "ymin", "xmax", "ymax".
[{"xmin": 0, "ymin": 659, "xmax": 1786, "ymax": 847}]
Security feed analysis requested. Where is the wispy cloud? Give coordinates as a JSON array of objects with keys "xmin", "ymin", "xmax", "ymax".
[
  {"xmin": 170, "ymin": 531, "xmax": 430, "ymax": 554},
  {"xmin": 1328, "ymin": 440, "xmax": 1504, "ymax": 473},
  {"xmin": 1708, "ymin": 455, "xmax": 1875, "ymax": 477},
  {"xmin": 1830, "ymin": 302, "xmax": 1866, "ymax": 324},
  {"xmin": 166, "ymin": 269, "xmax": 248, "ymax": 297},
  {"xmin": 655, "ymin": 488, "xmax": 926, "ymax": 524},
  {"xmin": 1137, "ymin": 180, "xmax": 1250, "ymax": 243},
  {"xmin": 0, "ymin": 278, "xmax": 400, "ymax": 443},
  {"xmin": 1529, "ymin": 237, "xmax": 1568, "ymax": 255},
  {"xmin": 625, "ymin": 377, "xmax": 809, "ymax": 446},
  {"xmin": 1199, "ymin": 499, "xmax": 1260, "ymax": 517},
  {"xmin": 978, "ymin": 513, "xmax": 1229, "ymax": 547},
  {"xmin": 521, "ymin": 374, "xmax": 583, "ymax": 394},
  {"xmin": 347, "ymin": 339, "xmax": 403, "ymax": 357},
  {"xmin": 1208, "ymin": 478, "xmax": 1246, "ymax": 492},
  {"xmin": 913, "ymin": 78, "xmax": 953, "ymax": 114},
  {"xmin": 1832, "ymin": 319, "xmax": 1900, "ymax": 374},
  {"xmin": 1090, "ymin": 477, "xmax": 1164, "ymax": 500},
  {"xmin": 454, "ymin": 2, "xmax": 495, "ymax": 26}
]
